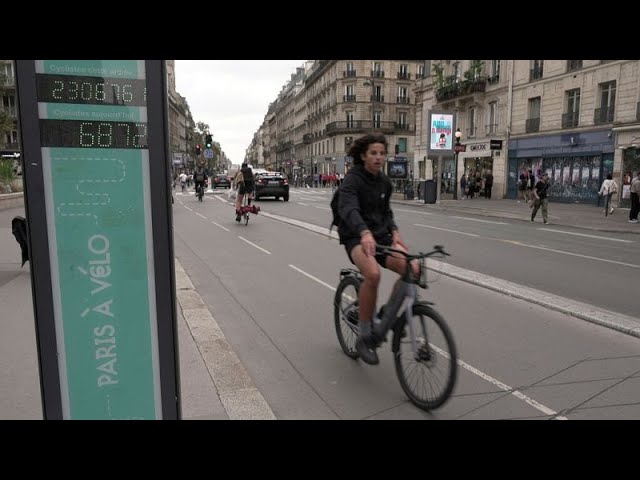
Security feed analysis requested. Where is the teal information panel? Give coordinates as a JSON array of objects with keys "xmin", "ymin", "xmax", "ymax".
[{"xmin": 35, "ymin": 60, "xmax": 161, "ymax": 419}]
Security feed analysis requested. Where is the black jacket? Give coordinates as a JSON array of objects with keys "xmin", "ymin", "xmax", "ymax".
[{"xmin": 338, "ymin": 164, "xmax": 397, "ymax": 243}]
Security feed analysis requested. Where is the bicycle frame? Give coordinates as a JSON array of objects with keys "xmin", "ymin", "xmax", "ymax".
[{"xmin": 339, "ymin": 245, "xmax": 447, "ymax": 352}]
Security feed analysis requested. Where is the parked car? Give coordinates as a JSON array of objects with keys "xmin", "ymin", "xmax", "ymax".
[
  {"xmin": 254, "ymin": 172, "xmax": 289, "ymax": 201},
  {"xmin": 212, "ymin": 174, "xmax": 231, "ymax": 189}
]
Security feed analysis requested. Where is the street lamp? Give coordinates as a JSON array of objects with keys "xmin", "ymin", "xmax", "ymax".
[
  {"xmin": 363, "ymin": 78, "xmax": 375, "ymax": 133},
  {"xmin": 453, "ymin": 128, "xmax": 462, "ymax": 199}
]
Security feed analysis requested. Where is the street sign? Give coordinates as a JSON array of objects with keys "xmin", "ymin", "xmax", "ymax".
[
  {"xmin": 454, "ymin": 144, "xmax": 466, "ymax": 153},
  {"xmin": 490, "ymin": 139, "xmax": 503, "ymax": 150},
  {"xmin": 204, "ymin": 148, "xmax": 213, "ymax": 158},
  {"xmin": 16, "ymin": 60, "xmax": 180, "ymax": 420}
]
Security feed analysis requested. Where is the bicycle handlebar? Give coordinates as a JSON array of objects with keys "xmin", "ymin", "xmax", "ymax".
[{"xmin": 375, "ymin": 244, "xmax": 451, "ymax": 260}]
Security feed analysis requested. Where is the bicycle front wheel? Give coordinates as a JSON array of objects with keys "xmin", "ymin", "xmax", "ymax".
[
  {"xmin": 334, "ymin": 276, "xmax": 360, "ymax": 359},
  {"xmin": 392, "ymin": 304, "xmax": 457, "ymax": 410}
]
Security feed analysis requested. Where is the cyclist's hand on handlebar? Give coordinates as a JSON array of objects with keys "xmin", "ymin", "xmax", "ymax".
[
  {"xmin": 360, "ymin": 231, "xmax": 376, "ymax": 257},
  {"xmin": 391, "ymin": 230, "xmax": 407, "ymax": 250}
]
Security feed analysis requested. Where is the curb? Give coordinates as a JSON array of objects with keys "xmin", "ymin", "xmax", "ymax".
[
  {"xmin": 0, "ymin": 193, "xmax": 24, "ymax": 211},
  {"xmin": 259, "ymin": 210, "xmax": 640, "ymax": 340},
  {"xmin": 389, "ymin": 199, "xmax": 640, "ymax": 235},
  {"xmin": 174, "ymin": 259, "xmax": 276, "ymax": 420}
]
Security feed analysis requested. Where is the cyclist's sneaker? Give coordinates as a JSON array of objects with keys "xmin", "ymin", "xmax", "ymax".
[
  {"xmin": 356, "ymin": 334, "xmax": 379, "ymax": 365},
  {"xmin": 235, "ymin": 215, "xmax": 241, "ymax": 222}
]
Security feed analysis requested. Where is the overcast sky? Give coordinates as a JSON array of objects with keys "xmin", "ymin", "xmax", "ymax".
[{"xmin": 175, "ymin": 60, "xmax": 306, "ymax": 166}]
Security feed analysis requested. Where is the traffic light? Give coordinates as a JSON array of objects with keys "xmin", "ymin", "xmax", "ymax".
[
  {"xmin": 195, "ymin": 144, "xmax": 201, "ymax": 155},
  {"xmin": 205, "ymin": 134, "xmax": 212, "ymax": 149}
]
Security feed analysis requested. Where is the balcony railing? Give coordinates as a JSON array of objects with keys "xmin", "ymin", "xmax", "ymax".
[
  {"xmin": 326, "ymin": 120, "xmax": 409, "ymax": 135},
  {"xmin": 486, "ymin": 124, "xmax": 498, "ymax": 135},
  {"xmin": 487, "ymin": 75, "xmax": 500, "ymax": 85},
  {"xmin": 343, "ymin": 95, "xmax": 356, "ymax": 102},
  {"xmin": 594, "ymin": 106, "xmax": 614, "ymax": 124},
  {"xmin": 526, "ymin": 118, "xmax": 540, "ymax": 133},
  {"xmin": 343, "ymin": 70, "xmax": 356, "ymax": 77},
  {"xmin": 303, "ymin": 133, "xmax": 314, "ymax": 144},
  {"xmin": 371, "ymin": 70, "xmax": 384, "ymax": 78},
  {"xmin": 530, "ymin": 67, "xmax": 543, "ymax": 81},
  {"xmin": 397, "ymin": 72, "xmax": 411, "ymax": 80},
  {"xmin": 370, "ymin": 95, "xmax": 384, "ymax": 102},
  {"xmin": 561, "ymin": 111, "xmax": 579, "ymax": 128},
  {"xmin": 435, "ymin": 77, "xmax": 487, "ymax": 102},
  {"xmin": 394, "ymin": 123, "xmax": 412, "ymax": 131},
  {"xmin": 396, "ymin": 96, "xmax": 409, "ymax": 104}
]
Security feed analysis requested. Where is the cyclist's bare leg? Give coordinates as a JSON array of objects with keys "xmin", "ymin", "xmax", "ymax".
[
  {"xmin": 235, "ymin": 192, "xmax": 244, "ymax": 212},
  {"xmin": 384, "ymin": 243, "xmax": 420, "ymax": 279},
  {"xmin": 351, "ymin": 245, "xmax": 381, "ymax": 325}
]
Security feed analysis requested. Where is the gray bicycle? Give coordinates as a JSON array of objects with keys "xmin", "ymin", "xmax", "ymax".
[{"xmin": 334, "ymin": 244, "xmax": 458, "ymax": 411}]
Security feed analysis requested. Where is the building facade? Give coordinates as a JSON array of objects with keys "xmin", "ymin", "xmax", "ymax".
[
  {"xmin": 0, "ymin": 60, "xmax": 20, "ymax": 166},
  {"xmin": 256, "ymin": 60, "xmax": 424, "ymax": 181},
  {"xmin": 414, "ymin": 60, "xmax": 640, "ymax": 204}
]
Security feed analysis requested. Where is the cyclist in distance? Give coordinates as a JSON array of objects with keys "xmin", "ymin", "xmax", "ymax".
[
  {"xmin": 338, "ymin": 133, "xmax": 419, "ymax": 365},
  {"xmin": 193, "ymin": 163, "xmax": 208, "ymax": 198},
  {"xmin": 234, "ymin": 162, "xmax": 254, "ymax": 222}
]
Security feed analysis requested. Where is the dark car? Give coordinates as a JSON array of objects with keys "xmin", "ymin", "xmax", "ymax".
[
  {"xmin": 254, "ymin": 172, "xmax": 289, "ymax": 201},
  {"xmin": 212, "ymin": 174, "xmax": 231, "ymax": 189}
]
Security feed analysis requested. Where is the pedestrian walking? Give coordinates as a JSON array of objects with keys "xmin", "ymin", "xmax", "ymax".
[
  {"xmin": 531, "ymin": 172, "xmax": 550, "ymax": 224},
  {"xmin": 629, "ymin": 171, "xmax": 640, "ymax": 223},
  {"xmin": 484, "ymin": 170, "xmax": 493, "ymax": 199},
  {"xmin": 598, "ymin": 173, "xmax": 618, "ymax": 217}
]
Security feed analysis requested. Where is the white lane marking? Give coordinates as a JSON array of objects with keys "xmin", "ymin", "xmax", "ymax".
[
  {"xmin": 297, "ymin": 202, "xmax": 309, "ymax": 206},
  {"xmin": 238, "ymin": 236, "xmax": 271, "ymax": 255},
  {"xmin": 196, "ymin": 212, "xmax": 207, "ymax": 219},
  {"xmin": 288, "ymin": 264, "xmax": 336, "ymax": 291},
  {"xmin": 414, "ymin": 223, "xmax": 480, "ymax": 237},
  {"xmin": 290, "ymin": 263, "xmax": 566, "ymax": 419},
  {"xmin": 315, "ymin": 206, "xmax": 331, "ymax": 211},
  {"xmin": 499, "ymin": 239, "xmax": 640, "ymax": 269},
  {"xmin": 452, "ymin": 216, "xmax": 508, "ymax": 225},
  {"xmin": 539, "ymin": 228, "xmax": 633, "ymax": 243},
  {"xmin": 396, "ymin": 208, "xmax": 433, "ymax": 215},
  {"xmin": 432, "ymin": 347, "xmax": 567, "ymax": 420},
  {"xmin": 212, "ymin": 221, "xmax": 230, "ymax": 232},
  {"xmin": 184, "ymin": 206, "xmax": 193, "ymax": 211}
]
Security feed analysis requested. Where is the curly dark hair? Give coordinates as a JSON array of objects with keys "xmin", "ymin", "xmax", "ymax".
[{"xmin": 347, "ymin": 133, "xmax": 388, "ymax": 165}]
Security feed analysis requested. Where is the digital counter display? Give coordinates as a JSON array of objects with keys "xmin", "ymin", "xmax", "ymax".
[
  {"xmin": 36, "ymin": 74, "xmax": 147, "ymax": 106},
  {"xmin": 40, "ymin": 119, "xmax": 148, "ymax": 149}
]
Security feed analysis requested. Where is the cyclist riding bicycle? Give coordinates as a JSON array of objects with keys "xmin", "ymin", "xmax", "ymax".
[
  {"xmin": 338, "ymin": 133, "xmax": 419, "ymax": 365},
  {"xmin": 234, "ymin": 162, "xmax": 254, "ymax": 222},
  {"xmin": 193, "ymin": 164, "xmax": 208, "ymax": 197}
]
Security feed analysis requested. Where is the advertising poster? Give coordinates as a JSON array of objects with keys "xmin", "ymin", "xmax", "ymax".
[{"xmin": 429, "ymin": 112, "xmax": 454, "ymax": 152}]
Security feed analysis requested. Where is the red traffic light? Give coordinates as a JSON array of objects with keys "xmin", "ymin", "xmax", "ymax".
[{"xmin": 195, "ymin": 144, "xmax": 201, "ymax": 154}]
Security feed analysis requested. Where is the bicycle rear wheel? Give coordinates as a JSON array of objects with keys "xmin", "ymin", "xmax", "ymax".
[
  {"xmin": 334, "ymin": 276, "xmax": 360, "ymax": 359},
  {"xmin": 392, "ymin": 304, "xmax": 457, "ymax": 410}
]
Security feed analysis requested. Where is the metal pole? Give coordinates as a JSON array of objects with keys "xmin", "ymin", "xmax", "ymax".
[
  {"xmin": 453, "ymin": 150, "xmax": 459, "ymax": 199},
  {"xmin": 436, "ymin": 155, "xmax": 443, "ymax": 204}
]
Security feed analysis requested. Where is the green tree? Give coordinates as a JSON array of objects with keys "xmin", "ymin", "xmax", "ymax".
[
  {"xmin": 0, "ymin": 72, "xmax": 14, "ymax": 148},
  {"xmin": 0, "ymin": 71, "xmax": 16, "ymax": 192}
]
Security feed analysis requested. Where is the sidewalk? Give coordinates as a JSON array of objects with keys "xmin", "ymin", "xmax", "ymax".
[
  {"xmin": 391, "ymin": 195, "xmax": 639, "ymax": 235},
  {"xmin": 0, "ymin": 204, "xmax": 273, "ymax": 420}
]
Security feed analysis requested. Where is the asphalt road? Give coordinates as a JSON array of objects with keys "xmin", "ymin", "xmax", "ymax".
[
  {"xmin": 216, "ymin": 187, "xmax": 639, "ymax": 318},
  {"xmin": 169, "ymin": 189, "xmax": 640, "ymax": 419}
]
